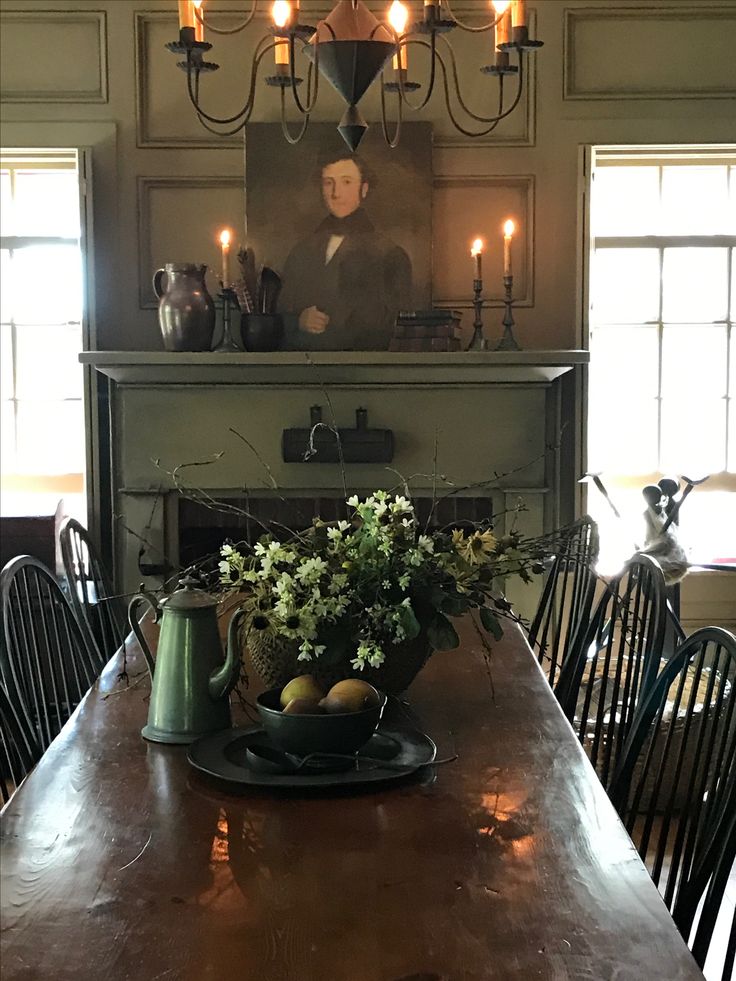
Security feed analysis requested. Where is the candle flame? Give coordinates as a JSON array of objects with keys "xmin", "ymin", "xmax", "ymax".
[
  {"xmin": 272, "ymin": 0, "xmax": 291, "ymax": 28},
  {"xmin": 470, "ymin": 238, "xmax": 483, "ymax": 256},
  {"xmin": 503, "ymin": 219, "xmax": 515, "ymax": 237},
  {"xmin": 493, "ymin": 0, "xmax": 511, "ymax": 12},
  {"xmin": 219, "ymin": 229, "xmax": 231, "ymax": 247},
  {"xmin": 388, "ymin": 0, "xmax": 409, "ymax": 35}
]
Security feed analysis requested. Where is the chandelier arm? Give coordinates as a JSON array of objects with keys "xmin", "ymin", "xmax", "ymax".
[
  {"xmin": 380, "ymin": 70, "xmax": 403, "ymax": 148},
  {"xmin": 394, "ymin": 35, "xmax": 437, "ymax": 112},
  {"xmin": 184, "ymin": 36, "xmax": 275, "ymax": 126},
  {"xmin": 195, "ymin": 0, "xmax": 258, "ymax": 35},
  {"xmin": 438, "ymin": 34, "xmax": 525, "ymax": 124},
  {"xmin": 280, "ymin": 86, "xmax": 310, "ymax": 145},
  {"xmin": 286, "ymin": 32, "xmax": 320, "ymax": 116},
  {"xmin": 442, "ymin": 0, "xmax": 504, "ymax": 33},
  {"xmin": 433, "ymin": 46, "xmax": 515, "ymax": 137}
]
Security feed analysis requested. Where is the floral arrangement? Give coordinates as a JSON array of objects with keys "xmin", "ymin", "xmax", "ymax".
[{"xmin": 218, "ymin": 490, "xmax": 547, "ymax": 672}]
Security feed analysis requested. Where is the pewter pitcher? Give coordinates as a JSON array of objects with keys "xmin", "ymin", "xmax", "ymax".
[
  {"xmin": 128, "ymin": 577, "xmax": 243, "ymax": 744},
  {"xmin": 153, "ymin": 263, "xmax": 216, "ymax": 352}
]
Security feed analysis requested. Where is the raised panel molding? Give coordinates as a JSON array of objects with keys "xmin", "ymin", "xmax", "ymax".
[
  {"xmin": 0, "ymin": 9, "xmax": 108, "ymax": 103},
  {"xmin": 432, "ymin": 175, "xmax": 535, "ymax": 309},
  {"xmin": 137, "ymin": 176, "xmax": 245, "ymax": 309},
  {"xmin": 564, "ymin": 6, "xmax": 736, "ymax": 100}
]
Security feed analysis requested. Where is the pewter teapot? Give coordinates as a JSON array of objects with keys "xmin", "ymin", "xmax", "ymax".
[{"xmin": 128, "ymin": 577, "xmax": 243, "ymax": 745}]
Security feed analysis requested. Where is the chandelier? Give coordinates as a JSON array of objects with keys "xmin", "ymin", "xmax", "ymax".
[{"xmin": 170, "ymin": 0, "xmax": 542, "ymax": 150}]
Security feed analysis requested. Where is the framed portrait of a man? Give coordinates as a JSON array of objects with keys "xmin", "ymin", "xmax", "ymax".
[{"xmin": 245, "ymin": 122, "xmax": 432, "ymax": 351}]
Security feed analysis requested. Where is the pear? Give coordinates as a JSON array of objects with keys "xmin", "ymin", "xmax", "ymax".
[
  {"xmin": 279, "ymin": 674, "xmax": 325, "ymax": 709},
  {"xmin": 319, "ymin": 679, "xmax": 381, "ymax": 714},
  {"xmin": 282, "ymin": 697, "xmax": 324, "ymax": 715}
]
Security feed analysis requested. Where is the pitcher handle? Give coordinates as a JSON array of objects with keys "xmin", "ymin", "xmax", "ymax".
[
  {"xmin": 128, "ymin": 589, "xmax": 161, "ymax": 678},
  {"xmin": 152, "ymin": 268, "xmax": 166, "ymax": 300}
]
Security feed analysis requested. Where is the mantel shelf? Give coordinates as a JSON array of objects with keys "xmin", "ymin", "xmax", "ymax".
[{"xmin": 81, "ymin": 350, "xmax": 589, "ymax": 386}]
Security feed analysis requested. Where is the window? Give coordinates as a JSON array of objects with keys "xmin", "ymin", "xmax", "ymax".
[
  {"xmin": 586, "ymin": 147, "xmax": 736, "ymax": 568},
  {"xmin": 0, "ymin": 150, "xmax": 86, "ymax": 514}
]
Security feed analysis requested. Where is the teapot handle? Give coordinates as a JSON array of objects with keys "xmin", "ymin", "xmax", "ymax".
[
  {"xmin": 152, "ymin": 268, "xmax": 166, "ymax": 300},
  {"xmin": 127, "ymin": 589, "xmax": 161, "ymax": 678},
  {"xmin": 209, "ymin": 609, "xmax": 245, "ymax": 702}
]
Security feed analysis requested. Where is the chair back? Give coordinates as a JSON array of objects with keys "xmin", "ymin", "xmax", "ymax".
[
  {"xmin": 609, "ymin": 627, "xmax": 736, "ymax": 932},
  {"xmin": 59, "ymin": 518, "xmax": 123, "ymax": 666},
  {"xmin": 528, "ymin": 515, "xmax": 599, "ymax": 687},
  {"xmin": 1, "ymin": 555, "xmax": 100, "ymax": 753},
  {"xmin": 0, "ymin": 678, "xmax": 40, "ymax": 806},
  {"xmin": 554, "ymin": 553, "xmax": 668, "ymax": 789}
]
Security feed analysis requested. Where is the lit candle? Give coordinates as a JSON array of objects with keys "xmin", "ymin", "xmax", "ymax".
[
  {"xmin": 193, "ymin": 0, "xmax": 204, "ymax": 42},
  {"xmin": 471, "ymin": 238, "xmax": 483, "ymax": 281},
  {"xmin": 511, "ymin": 0, "xmax": 526, "ymax": 28},
  {"xmin": 178, "ymin": 0, "xmax": 195, "ymax": 30},
  {"xmin": 503, "ymin": 219, "xmax": 514, "ymax": 277},
  {"xmin": 272, "ymin": 1, "xmax": 291, "ymax": 64},
  {"xmin": 219, "ymin": 228, "xmax": 231, "ymax": 287},
  {"xmin": 493, "ymin": 0, "xmax": 511, "ymax": 49},
  {"xmin": 389, "ymin": 1, "xmax": 409, "ymax": 71}
]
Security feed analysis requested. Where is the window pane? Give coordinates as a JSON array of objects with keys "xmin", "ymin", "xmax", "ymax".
[
  {"xmin": 592, "ymin": 166, "xmax": 660, "ymax": 236},
  {"xmin": 661, "ymin": 324, "xmax": 727, "ymax": 397},
  {"xmin": 0, "ymin": 171, "xmax": 11, "ymax": 237},
  {"xmin": 15, "ymin": 324, "xmax": 83, "ymax": 400},
  {"xmin": 681, "ymin": 492, "xmax": 736, "ymax": 563},
  {"xmin": 0, "ymin": 401, "xmax": 16, "ymax": 473},
  {"xmin": 9, "ymin": 245, "xmax": 83, "ymax": 325},
  {"xmin": 15, "ymin": 400, "xmax": 85, "ymax": 474},
  {"xmin": 660, "ymin": 397, "xmax": 726, "ymax": 475},
  {"xmin": 731, "ymin": 246, "xmax": 735, "ymax": 320},
  {"xmin": 0, "ymin": 250, "xmax": 12, "ymax": 323},
  {"xmin": 729, "ymin": 332, "xmax": 735, "ymax": 472},
  {"xmin": 589, "ymin": 326, "xmax": 660, "ymax": 472},
  {"xmin": 0, "ymin": 323, "xmax": 13, "ymax": 400},
  {"xmin": 662, "ymin": 248, "xmax": 728, "ymax": 323},
  {"xmin": 591, "ymin": 249, "xmax": 660, "ymax": 324},
  {"xmin": 661, "ymin": 165, "xmax": 730, "ymax": 235},
  {"xmin": 12, "ymin": 170, "xmax": 80, "ymax": 238}
]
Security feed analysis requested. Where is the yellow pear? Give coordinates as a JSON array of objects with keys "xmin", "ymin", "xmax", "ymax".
[
  {"xmin": 319, "ymin": 679, "xmax": 381, "ymax": 714},
  {"xmin": 282, "ymin": 697, "xmax": 324, "ymax": 715},
  {"xmin": 279, "ymin": 674, "xmax": 325, "ymax": 709}
]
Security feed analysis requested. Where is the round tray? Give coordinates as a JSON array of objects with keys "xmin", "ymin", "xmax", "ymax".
[{"xmin": 187, "ymin": 725, "xmax": 437, "ymax": 789}]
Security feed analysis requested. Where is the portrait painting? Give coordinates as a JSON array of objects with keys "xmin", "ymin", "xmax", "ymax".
[{"xmin": 245, "ymin": 122, "xmax": 433, "ymax": 351}]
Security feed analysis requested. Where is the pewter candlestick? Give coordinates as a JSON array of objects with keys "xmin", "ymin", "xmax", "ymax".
[
  {"xmin": 495, "ymin": 274, "xmax": 521, "ymax": 351},
  {"xmin": 213, "ymin": 287, "xmax": 240, "ymax": 352},
  {"xmin": 467, "ymin": 277, "xmax": 488, "ymax": 351}
]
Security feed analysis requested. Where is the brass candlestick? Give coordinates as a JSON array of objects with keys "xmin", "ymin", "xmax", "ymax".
[
  {"xmin": 466, "ymin": 277, "xmax": 488, "ymax": 351},
  {"xmin": 495, "ymin": 274, "xmax": 521, "ymax": 351}
]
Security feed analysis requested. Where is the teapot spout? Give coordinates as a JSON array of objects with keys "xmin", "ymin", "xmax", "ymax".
[{"xmin": 209, "ymin": 609, "xmax": 245, "ymax": 702}]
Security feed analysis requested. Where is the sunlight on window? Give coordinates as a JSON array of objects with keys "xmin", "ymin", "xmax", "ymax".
[{"xmin": 588, "ymin": 148, "xmax": 735, "ymax": 562}]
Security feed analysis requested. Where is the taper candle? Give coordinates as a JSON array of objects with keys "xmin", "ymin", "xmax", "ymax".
[
  {"xmin": 493, "ymin": 0, "xmax": 511, "ymax": 49},
  {"xmin": 272, "ymin": 1, "xmax": 291, "ymax": 64},
  {"xmin": 511, "ymin": 0, "xmax": 526, "ymax": 28},
  {"xmin": 178, "ymin": 0, "xmax": 195, "ymax": 30},
  {"xmin": 471, "ymin": 238, "xmax": 483, "ymax": 281},
  {"xmin": 503, "ymin": 219, "xmax": 514, "ymax": 277},
  {"xmin": 389, "ymin": 1, "xmax": 409, "ymax": 70},
  {"xmin": 193, "ymin": 0, "xmax": 204, "ymax": 42},
  {"xmin": 219, "ymin": 228, "xmax": 231, "ymax": 287}
]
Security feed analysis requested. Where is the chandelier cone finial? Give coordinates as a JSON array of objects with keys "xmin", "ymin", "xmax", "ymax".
[
  {"xmin": 337, "ymin": 104, "xmax": 369, "ymax": 152},
  {"xmin": 307, "ymin": 0, "xmax": 395, "ymax": 107}
]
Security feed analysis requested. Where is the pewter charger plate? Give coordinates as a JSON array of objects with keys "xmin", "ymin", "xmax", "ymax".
[{"xmin": 187, "ymin": 725, "xmax": 437, "ymax": 788}]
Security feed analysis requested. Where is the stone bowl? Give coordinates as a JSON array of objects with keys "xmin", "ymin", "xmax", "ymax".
[{"xmin": 255, "ymin": 687, "xmax": 386, "ymax": 757}]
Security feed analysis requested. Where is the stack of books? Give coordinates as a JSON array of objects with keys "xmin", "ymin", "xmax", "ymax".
[{"xmin": 389, "ymin": 309, "xmax": 463, "ymax": 352}]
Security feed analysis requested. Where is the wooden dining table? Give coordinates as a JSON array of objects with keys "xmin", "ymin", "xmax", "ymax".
[{"xmin": 0, "ymin": 619, "xmax": 704, "ymax": 981}]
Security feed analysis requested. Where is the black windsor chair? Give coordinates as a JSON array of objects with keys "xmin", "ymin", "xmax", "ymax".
[
  {"xmin": 527, "ymin": 515, "xmax": 599, "ymax": 688},
  {"xmin": 554, "ymin": 553, "xmax": 669, "ymax": 790},
  {"xmin": 608, "ymin": 627, "xmax": 736, "ymax": 949},
  {"xmin": 1, "ymin": 555, "xmax": 101, "ymax": 754},
  {"xmin": 0, "ymin": 678, "xmax": 40, "ymax": 806},
  {"xmin": 59, "ymin": 517, "xmax": 124, "ymax": 666}
]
